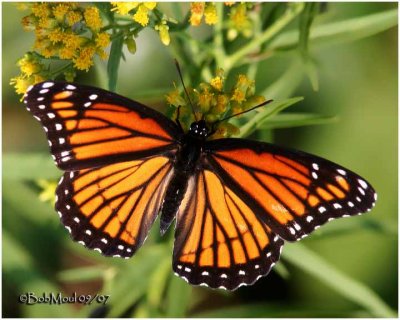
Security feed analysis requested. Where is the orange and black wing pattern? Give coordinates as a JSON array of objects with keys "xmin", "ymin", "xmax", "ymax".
[
  {"xmin": 173, "ymin": 169, "xmax": 284, "ymax": 290},
  {"xmin": 23, "ymin": 82, "xmax": 180, "ymax": 171},
  {"xmin": 205, "ymin": 138, "xmax": 377, "ymax": 242},
  {"xmin": 56, "ymin": 155, "xmax": 174, "ymax": 257}
]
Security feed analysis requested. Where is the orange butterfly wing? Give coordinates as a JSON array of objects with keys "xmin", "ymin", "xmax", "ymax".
[
  {"xmin": 56, "ymin": 155, "xmax": 174, "ymax": 257},
  {"xmin": 24, "ymin": 82, "xmax": 180, "ymax": 170},
  {"xmin": 173, "ymin": 169, "xmax": 284, "ymax": 290},
  {"xmin": 205, "ymin": 138, "xmax": 377, "ymax": 241}
]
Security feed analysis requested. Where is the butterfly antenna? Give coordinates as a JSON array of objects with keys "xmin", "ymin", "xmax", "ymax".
[
  {"xmin": 214, "ymin": 99, "xmax": 273, "ymax": 125},
  {"xmin": 174, "ymin": 59, "xmax": 199, "ymax": 121}
]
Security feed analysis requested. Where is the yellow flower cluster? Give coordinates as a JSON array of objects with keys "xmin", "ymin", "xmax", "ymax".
[
  {"xmin": 111, "ymin": 2, "xmax": 157, "ymax": 27},
  {"xmin": 165, "ymin": 69, "xmax": 266, "ymax": 138},
  {"xmin": 227, "ymin": 3, "xmax": 253, "ymax": 39},
  {"xmin": 21, "ymin": 3, "xmax": 109, "ymax": 71},
  {"xmin": 10, "ymin": 53, "xmax": 45, "ymax": 95},
  {"xmin": 188, "ymin": 2, "xmax": 254, "ymax": 40},
  {"xmin": 110, "ymin": 2, "xmax": 168, "ymax": 46},
  {"xmin": 189, "ymin": 2, "xmax": 217, "ymax": 26}
]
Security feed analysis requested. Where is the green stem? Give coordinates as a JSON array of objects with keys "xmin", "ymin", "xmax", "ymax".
[
  {"xmin": 213, "ymin": 2, "xmax": 226, "ymax": 70},
  {"xmin": 225, "ymin": 3, "xmax": 304, "ymax": 70}
]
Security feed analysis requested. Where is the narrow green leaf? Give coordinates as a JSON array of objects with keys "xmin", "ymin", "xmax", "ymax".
[
  {"xmin": 107, "ymin": 34, "xmax": 124, "ymax": 92},
  {"xmin": 57, "ymin": 266, "xmax": 108, "ymax": 282},
  {"xmin": 298, "ymin": 3, "xmax": 320, "ymax": 56},
  {"xmin": 147, "ymin": 256, "xmax": 171, "ymax": 309},
  {"xmin": 193, "ymin": 303, "xmax": 366, "ymax": 318},
  {"xmin": 311, "ymin": 217, "xmax": 398, "ymax": 239},
  {"xmin": 259, "ymin": 112, "xmax": 337, "ymax": 130},
  {"xmin": 107, "ymin": 244, "xmax": 169, "ymax": 317},
  {"xmin": 238, "ymin": 97, "xmax": 304, "ymax": 138},
  {"xmin": 270, "ymin": 9, "xmax": 398, "ymax": 51},
  {"xmin": 273, "ymin": 262, "xmax": 291, "ymax": 280},
  {"xmin": 165, "ymin": 275, "xmax": 192, "ymax": 317},
  {"xmin": 282, "ymin": 243, "xmax": 397, "ymax": 318}
]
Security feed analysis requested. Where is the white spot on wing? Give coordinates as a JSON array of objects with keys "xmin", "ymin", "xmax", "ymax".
[
  {"xmin": 358, "ymin": 179, "xmax": 368, "ymax": 189},
  {"xmin": 38, "ymin": 104, "xmax": 45, "ymax": 109},
  {"xmin": 333, "ymin": 203, "xmax": 342, "ymax": 209},
  {"xmin": 337, "ymin": 169, "xmax": 346, "ymax": 175},
  {"xmin": 40, "ymin": 89, "xmax": 49, "ymax": 94},
  {"xmin": 47, "ymin": 113, "xmax": 55, "ymax": 119},
  {"xmin": 66, "ymin": 84, "xmax": 76, "ymax": 90},
  {"xmin": 306, "ymin": 216, "xmax": 313, "ymax": 222},
  {"xmin": 89, "ymin": 94, "xmax": 98, "ymax": 100},
  {"xmin": 42, "ymin": 82, "xmax": 54, "ymax": 88},
  {"xmin": 318, "ymin": 206, "xmax": 326, "ymax": 213},
  {"xmin": 312, "ymin": 172, "xmax": 318, "ymax": 179},
  {"xmin": 85, "ymin": 229, "xmax": 92, "ymax": 235}
]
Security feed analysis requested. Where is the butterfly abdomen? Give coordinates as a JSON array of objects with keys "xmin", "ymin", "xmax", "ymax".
[
  {"xmin": 160, "ymin": 171, "xmax": 189, "ymax": 235},
  {"xmin": 159, "ymin": 132, "xmax": 204, "ymax": 234}
]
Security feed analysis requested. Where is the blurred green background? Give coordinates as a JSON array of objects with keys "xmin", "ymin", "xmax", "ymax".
[{"xmin": 2, "ymin": 2, "xmax": 398, "ymax": 318}]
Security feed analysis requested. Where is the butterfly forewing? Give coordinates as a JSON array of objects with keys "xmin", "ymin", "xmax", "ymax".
[
  {"xmin": 205, "ymin": 138, "xmax": 377, "ymax": 242},
  {"xmin": 173, "ymin": 169, "xmax": 284, "ymax": 290},
  {"xmin": 24, "ymin": 82, "xmax": 180, "ymax": 170}
]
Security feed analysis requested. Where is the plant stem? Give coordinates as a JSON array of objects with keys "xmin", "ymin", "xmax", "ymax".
[
  {"xmin": 213, "ymin": 2, "xmax": 226, "ymax": 70},
  {"xmin": 225, "ymin": 3, "xmax": 304, "ymax": 70}
]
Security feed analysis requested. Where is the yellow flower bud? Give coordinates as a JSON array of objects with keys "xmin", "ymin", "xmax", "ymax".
[
  {"xmin": 155, "ymin": 22, "xmax": 170, "ymax": 46},
  {"xmin": 124, "ymin": 37, "xmax": 137, "ymax": 54}
]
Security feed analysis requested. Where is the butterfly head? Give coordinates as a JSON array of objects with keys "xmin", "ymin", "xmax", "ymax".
[{"xmin": 189, "ymin": 120, "xmax": 209, "ymax": 140}]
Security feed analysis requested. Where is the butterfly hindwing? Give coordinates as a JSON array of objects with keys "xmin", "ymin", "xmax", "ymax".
[
  {"xmin": 173, "ymin": 169, "xmax": 284, "ymax": 290},
  {"xmin": 205, "ymin": 138, "xmax": 377, "ymax": 242},
  {"xmin": 24, "ymin": 82, "xmax": 180, "ymax": 170},
  {"xmin": 56, "ymin": 155, "xmax": 174, "ymax": 257}
]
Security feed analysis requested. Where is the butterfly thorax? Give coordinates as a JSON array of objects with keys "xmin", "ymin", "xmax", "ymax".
[{"xmin": 159, "ymin": 120, "xmax": 209, "ymax": 234}]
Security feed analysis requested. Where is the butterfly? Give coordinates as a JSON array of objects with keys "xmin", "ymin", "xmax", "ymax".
[{"xmin": 24, "ymin": 80, "xmax": 377, "ymax": 290}]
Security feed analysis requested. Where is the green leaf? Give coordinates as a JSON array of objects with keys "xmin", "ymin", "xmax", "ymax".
[
  {"xmin": 270, "ymin": 8, "xmax": 398, "ymax": 51},
  {"xmin": 193, "ymin": 303, "xmax": 366, "ymax": 317},
  {"xmin": 3, "ymin": 231, "xmax": 77, "ymax": 317},
  {"xmin": 146, "ymin": 256, "xmax": 171, "ymax": 310},
  {"xmin": 107, "ymin": 33, "xmax": 124, "ymax": 92},
  {"xmin": 238, "ymin": 97, "xmax": 304, "ymax": 138},
  {"xmin": 107, "ymin": 244, "xmax": 169, "ymax": 317},
  {"xmin": 3, "ymin": 153, "xmax": 60, "ymax": 180},
  {"xmin": 310, "ymin": 217, "xmax": 398, "ymax": 239},
  {"xmin": 57, "ymin": 266, "xmax": 108, "ymax": 282},
  {"xmin": 259, "ymin": 112, "xmax": 337, "ymax": 130},
  {"xmin": 298, "ymin": 3, "xmax": 320, "ymax": 56},
  {"xmin": 282, "ymin": 243, "xmax": 397, "ymax": 318},
  {"xmin": 165, "ymin": 275, "xmax": 192, "ymax": 317}
]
